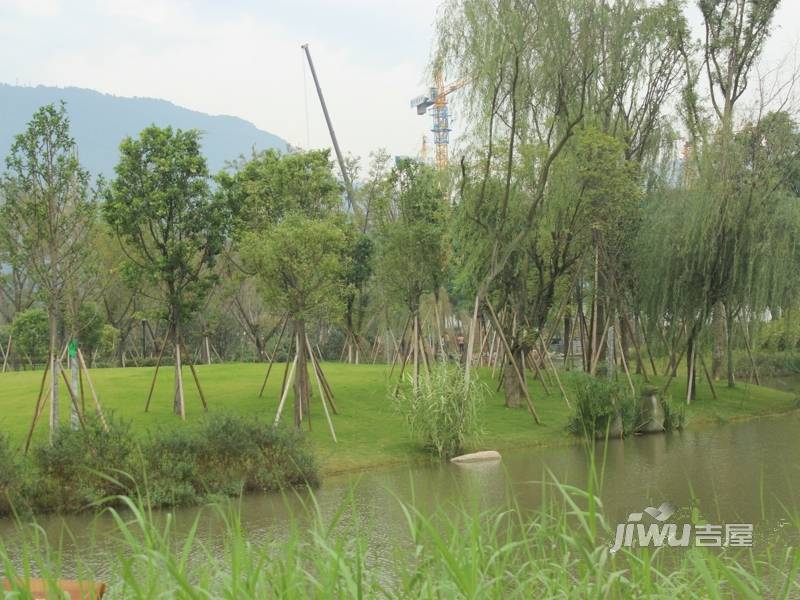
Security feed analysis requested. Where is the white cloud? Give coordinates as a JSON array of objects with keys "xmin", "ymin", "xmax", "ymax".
[{"xmin": 1, "ymin": 0, "xmax": 62, "ymax": 17}]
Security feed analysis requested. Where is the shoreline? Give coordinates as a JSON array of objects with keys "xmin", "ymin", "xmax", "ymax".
[{"xmin": 318, "ymin": 404, "xmax": 800, "ymax": 479}]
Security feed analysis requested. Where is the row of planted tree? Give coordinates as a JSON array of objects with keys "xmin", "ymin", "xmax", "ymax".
[{"xmin": 2, "ymin": 0, "xmax": 799, "ymax": 435}]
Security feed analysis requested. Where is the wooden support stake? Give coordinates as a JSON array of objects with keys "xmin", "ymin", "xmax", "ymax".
[
  {"xmin": 615, "ymin": 322, "xmax": 636, "ymax": 397},
  {"xmin": 175, "ymin": 342, "xmax": 186, "ymax": 420},
  {"xmin": 258, "ymin": 317, "xmax": 287, "ymax": 397},
  {"xmin": 540, "ymin": 339, "xmax": 571, "ymax": 409},
  {"xmin": 308, "ymin": 338, "xmax": 337, "ymax": 442},
  {"xmin": 274, "ymin": 354, "xmax": 298, "ymax": 425},
  {"xmin": 740, "ymin": 320, "xmax": 760, "ymax": 386},
  {"xmin": 180, "ymin": 337, "xmax": 208, "ymax": 411},
  {"xmin": 1, "ymin": 335, "xmax": 10, "ymax": 373},
  {"xmin": 306, "ymin": 333, "xmax": 337, "ymax": 414},
  {"xmin": 485, "ymin": 299, "xmax": 540, "ymax": 424},
  {"xmin": 77, "ymin": 348, "xmax": 109, "ymax": 431},
  {"xmin": 24, "ymin": 359, "xmax": 51, "ymax": 453},
  {"xmin": 144, "ymin": 330, "xmax": 170, "ymax": 412},
  {"xmin": 389, "ymin": 314, "xmax": 411, "ymax": 378},
  {"xmin": 697, "ymin": 352, "xmax": 718, "ymax": 400},
  {"xmin": 464, "ymin": 294, "xmax": 481, "ymax": 383}
]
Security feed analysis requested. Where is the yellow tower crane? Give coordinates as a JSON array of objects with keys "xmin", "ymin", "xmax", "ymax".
[{"xmin": 410, "ymin": 72, "xmax": 468, "ymax": 169}]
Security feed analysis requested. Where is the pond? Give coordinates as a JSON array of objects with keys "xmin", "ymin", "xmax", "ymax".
[{"xmin": 2, "ymin": 410, "xmax": 799, "ymax": 582}]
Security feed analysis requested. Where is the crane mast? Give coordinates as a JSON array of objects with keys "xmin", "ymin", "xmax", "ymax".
[
  {"xmin": 410, "ymin": 72, "xmax": 468, "ymax": 169},
  {"xmin": 301, "ymin": 43, "xmax": 355, "ymax": 209}
]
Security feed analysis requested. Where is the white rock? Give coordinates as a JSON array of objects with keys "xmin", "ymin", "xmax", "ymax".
[{"xmin": 450, "ymin": 450, "xmax": 502, "ymax": 464}]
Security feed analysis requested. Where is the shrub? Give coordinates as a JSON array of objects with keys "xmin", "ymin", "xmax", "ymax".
[
  {"xmin": 0, "ymin": 433, "xmax": 22, "ymax": 515},
  {"xmin": 145, "ymin": 415, "xmax": 319, "ymax": 506},
  {"xmin": 1, "ymin": 414, "xmax": 319, "ymax": 516},
  {"xmin": 735, "ymin": 350, "xmax": 800, "ymax": 377},
  {"xmin": 567, "ymin": 375, "xmax": 636, "ymax": 438},
  {"xmin": 394, "ymin": 362, "xmax": 485, "ymax": 458},
  {"xmin": 27, "ymin": 416, "xmax": 137, "ymax": 512}
]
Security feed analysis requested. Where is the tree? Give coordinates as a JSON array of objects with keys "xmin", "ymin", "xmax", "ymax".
[
  {"xmin": 440, "ymin": 0, "xmax": 681, "ymax": 411},
  {"xmin": 375, "ymin": 159, "xmax": 447, "ymax": 388},
  {"xmin": 1, "ymin": 103, "xmax": 95, "ymax": 438},
  {"xmin": 233, "ymin": 149, "xmax": 344, "ymax": 429},
  {"xmin": 103, "ymin": 126, "xmax": 231, "ymax": 418},
  {"xmin": 680, "ymin": 0, "xmax": 782, "ymax": 388}
]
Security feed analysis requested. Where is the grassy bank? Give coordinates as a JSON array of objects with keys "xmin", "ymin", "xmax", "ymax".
[{"xmin": 0, "ymin": 361, "xmax": 797, "ymax": 475}]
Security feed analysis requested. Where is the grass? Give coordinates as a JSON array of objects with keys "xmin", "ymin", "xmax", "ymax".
[
  {"xmin": 0, "ymin": 360, "xmax": 797, "ymax": 475},
  {"xmin": 1, "ymin": 473, "xmax": 798, "ymax": 598}
]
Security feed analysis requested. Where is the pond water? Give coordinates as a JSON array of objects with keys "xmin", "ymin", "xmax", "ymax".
[{"xmin": 2, "ymin": 410, "xmax": 799, "ymax": 581}]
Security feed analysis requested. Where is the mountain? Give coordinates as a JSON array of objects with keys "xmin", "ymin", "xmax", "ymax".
[{"xmin": 0, "ymin": 84, "xmax": 289, "ymax": 178}]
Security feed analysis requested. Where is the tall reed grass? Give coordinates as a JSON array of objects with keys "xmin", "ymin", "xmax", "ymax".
[{"xmin": 1, "ymin": 461, "xmax": 797, "ymax": 599}]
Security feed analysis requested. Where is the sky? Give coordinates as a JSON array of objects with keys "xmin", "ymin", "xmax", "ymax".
[{"xmin": 1, "ymin": 0, "xmax": 799, "ymax": 165}]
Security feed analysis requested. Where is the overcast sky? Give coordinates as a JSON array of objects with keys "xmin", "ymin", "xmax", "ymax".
[{"xmin": 1, "ymin": 0, "xmax": 798, "ymax": 164}]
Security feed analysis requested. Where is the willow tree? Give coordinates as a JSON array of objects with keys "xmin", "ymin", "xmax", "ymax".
[
  {"xmin": 104, "ymin": 126, "xmax": 230, "ymax": 418},
  {"xmin": 2, "ymin": 103, "xmax": 95, "ymax": 438},
  {"xmin": 439, "ymin": 0, "xmax": 683, "ymax": 412},
  {"xmin": 675, "ymin": 0, "xmax": 783, "ymax": 388}
]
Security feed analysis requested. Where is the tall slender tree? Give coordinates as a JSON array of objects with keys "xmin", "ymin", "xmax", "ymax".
[
  {"xmin": 1, "ymin": 103, "xmax": 95, "ymax": 439},
  {"xmin": 103, "ymin": 126, "xmax": 231, "ymax": 417}
]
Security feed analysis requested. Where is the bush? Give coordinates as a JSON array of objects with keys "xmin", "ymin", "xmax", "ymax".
[
  {"xmin": 394, "ymin": 362, "xmax": 485, "ymax": 458},
  {"xmin": 735, "ymin": 350, "xmax": 800, "ymax": 377},
  {"xmin": 567, "ymin": 375, "xmax": 636, "ymax": 438},
  {"xmin": 27, "ymin": 416, "xmax": 137, "ymax": 512},
  {"xmin": 0, "ymin": 433, "xmax": 22, "ymax": 515},
  {"xmin": 145, "ymin": 416, "xmax": 318, "ymax": 506},
  {"xmin": 0, "ymin": 414, "xmax": 318, "ymax": 516}
]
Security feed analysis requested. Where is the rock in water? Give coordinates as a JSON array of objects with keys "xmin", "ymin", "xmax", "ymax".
[{"xmin": 450, "ymin": 450, "xmax": 502, "ymax": 464}]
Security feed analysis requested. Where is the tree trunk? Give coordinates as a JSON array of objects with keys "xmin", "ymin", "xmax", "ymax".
[
  {"xmin": 711, "ymin": 302, "xmax": 725, "ymax": 379},
  {"xmin": 725, "ymin": 306, "xmax": 735, "ymax": 388},
  {"xmin": 173, "ymin": 317, "xmax": 185, "ymax": 418},
  {"xmin": 686, "ymin": 334, "xmax": 697, "ymax": 404},
  {"xmin": 48, "ymin": 309, "xmax": 60, "ymax": 442},
  {"xmin": 503, "ymin": 351, "xmax": 525, "ymax": 408},
  {"xmin": 293, "ymin": 320, "xmax": 310, "ymax": 429},
  {"xmin": 70, "ymin": 349, "xmax": 80, "ymax": 430}
]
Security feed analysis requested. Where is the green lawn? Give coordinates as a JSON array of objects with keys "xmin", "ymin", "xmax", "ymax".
[{"xmin": 0, "ymin": 361, "xmax": 797, "ymax": 474}]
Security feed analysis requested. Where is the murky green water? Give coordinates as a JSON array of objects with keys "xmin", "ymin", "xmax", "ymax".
[{"xmin": 2, "ymin": 411, "xmax": 799, "ymax": 580}]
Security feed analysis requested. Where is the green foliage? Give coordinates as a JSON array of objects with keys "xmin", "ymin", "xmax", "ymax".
[
  {"xmin": 394, "ymin": 362, "xmax": 485, "ymax": 458},
  {"xmin": 1, "ymin": 103, "xmax": 96, "ymax": 315},
  {"xmin": 10, "ymin": 307, "xmax": 49, "ymax": 361},
  {"xmin": 2, "ymin": 476, "xmax": 797, "ymax": 598},
  {"xmin": 27, "ymin": 416, "xmax": 137, "ymax": 512},
  {"xmin": 145, "ymin": 416, "xmax": 318, "ymax": 506},
  {"xmin": 2, "ymin": 414, "xmax": 318, "ymax": 516},
  {"xmin": 0, "ymin": 432, "xmax": 21, "ymax": 515},
  {"xmin": 241, "ymin": 213, "xmax": 347, "ymax": 321},
  {"xmin": 66, "ymin": 303, "xmax": 104, "ymax": 354},
  {"xmin": 219, "ymin": 148, "xmax": 341, "ymax": 232},
  {"xmin": 375, "ymin": 159, "xmax": 447, "ymax": 312},
  {"xmin": 759, "ymin": 317, "xmax": 800, "ymax": 352},
  {"xmin": 660, "ymin": 394, "xmax": 686, "ymax": 432},
  {"xmin": 103, "ymin": 126, "xmax": 232, "ymax": 324},
  {"xmin": 567, "ymin": 375, "xmax": 636, "ymax": 437}
]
